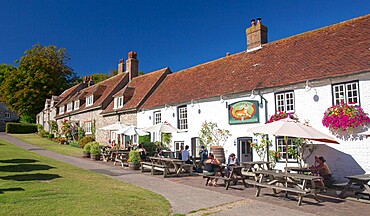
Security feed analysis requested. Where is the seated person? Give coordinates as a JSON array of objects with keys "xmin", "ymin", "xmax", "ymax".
[
  {"xmin": 199, "ymin": 145, "xmax": 208, "ymax": 166},
  {"xmin": 225, "ymin": 153, "xmax": 239, "ymax": 177},
  {"xmin": 310, "ymin": 156, "xmax": 333, "ymax": 189},
  {"xmin": 203, "ymin": 153, "xmax": 221, "ymax": 186},
  {"xmin": 137, "ymin": 143, "xmax": 147, "ymax": 161},
  {"xmin": 181, "ymin": 145, "xmax": 193, "ymax": 164},
  {"xmin": 110, "ymin": 140, "xmax": 117, "ymax": 149}
]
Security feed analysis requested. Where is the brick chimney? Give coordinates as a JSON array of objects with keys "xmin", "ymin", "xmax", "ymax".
[
  {"xmin": 88, "ymin": 76, "xmax": 94, "ymax": 87},
  {"xmin": 118, "ymin": 58, "xmax": 124, "ymax": 73},
  {"xmin": 246, "ymin": 18, "xmax": 268, "ymax": 51},
  {"xmin": 126, "ymin": 51, "xmax": 138, "ymax": 81}
]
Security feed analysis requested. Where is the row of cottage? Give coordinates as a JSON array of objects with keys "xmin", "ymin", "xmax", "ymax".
[{"xmin": 37, "ymin": 15, "xmax": 370, "ymax": 181}]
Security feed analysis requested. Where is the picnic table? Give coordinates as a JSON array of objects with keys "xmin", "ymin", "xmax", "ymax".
[
  {"xmin": 252, "ymin": 170, "xmax": 323, "ymax": 206},
  {"xmin": 241, "ymin": 161, "xmax": 271, "ymax": 180},
  {"xmin": 112, "ymin": 150, "xmax": 130, "ymax": 167},
  {"xmin": 202, "ymin": 165, "xmax": 248, "ymax": 190},
  {"xmin": 286, "ymin": 167, "xmax": 316, "ymax": 174},
  {"xmin": 141, "ymin": 157, "xmax": 193, "ymax": 178},
  {"xmin": 338, "ymin": 174, "xmax": 370, "ymax": 199}
]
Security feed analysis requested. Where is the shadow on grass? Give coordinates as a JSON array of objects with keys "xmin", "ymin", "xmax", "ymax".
[
  {"xmin": 0, "ymin": 187, "xmax": 25, "ymax": 194},
  {"xmin": 0, "ymin": 159, "xmax": 39, "ymax": 164},
  {"xmin": 0, "ymin": 164, "xmax": 55, "ymax": 172},
  {"xmin": 0, "ymin": 173, "xmax": 61, "ymax": 181}
]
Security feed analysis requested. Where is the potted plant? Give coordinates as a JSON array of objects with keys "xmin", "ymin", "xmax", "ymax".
[
  {"xmin": 198, "ymin": 121, "xmax": 231, "ymax": 164},
  {"xmin": 128, "ymin": 150, "xmax": 141, "ymax": 170},
  {"xmin": 267, "ymin": 111, "xmax": 298, "ymax": 123},
  {"xmin": 83, "ymin": 143, "xmax": 91, "ymax": 158},
  {"xmin": 89, "ymin": 142, "xmax": 101, "ymax": 161}
]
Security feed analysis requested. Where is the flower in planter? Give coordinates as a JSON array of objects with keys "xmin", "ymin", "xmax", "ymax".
[
  {"xmin": 322, "ymin": 102, "xmax": 370, "ymax": 132},
  {"xmin": 266, "ymin": 111, "xmax": 298, "ymax": 123}
]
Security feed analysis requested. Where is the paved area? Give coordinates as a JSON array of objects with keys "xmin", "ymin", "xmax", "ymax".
[{"xmin": 1, "ymin": 133, "xmax": 369, "ymax": 215}]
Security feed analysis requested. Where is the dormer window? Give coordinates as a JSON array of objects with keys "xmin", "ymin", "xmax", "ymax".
[
  {"xmin": 67, "ymin": 103, "xmax": 73, "ymax": 112},
  {"xmin": 74, "ymin": 100, "xmax": 80, "ymax": 110},
  {"xmin": 59, "ymin": 106, "xmax": 65, "ymax": 114},
  {"xmin": 114, "ymin": 96, "xmax": 124, "ymax": 109},
  {"xmin": 86, "ymin": 95, "xmax": 93, "ymax": 107}
]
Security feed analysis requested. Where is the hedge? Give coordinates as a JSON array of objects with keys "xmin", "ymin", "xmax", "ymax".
[{"xmin": 6, "ymin": 122, "xmax": 38, "ymax": 133}]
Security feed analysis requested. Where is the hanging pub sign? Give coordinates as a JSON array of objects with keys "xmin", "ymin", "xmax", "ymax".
[{"xmin": 229, "ymin": 100, "xmax": 259, "ymax": 124}]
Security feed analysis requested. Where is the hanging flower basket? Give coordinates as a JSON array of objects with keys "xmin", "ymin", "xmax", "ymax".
[
  {"xmin": 266, "ymin": 111, "xmax": 298, "ymax": 123},
  {"xmin": 322, "ymin": 102, "xmax": 370, "ymax": 132}
]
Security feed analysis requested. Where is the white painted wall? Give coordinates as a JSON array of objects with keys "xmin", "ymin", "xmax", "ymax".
[{"xmin": 138, "ymin": 72, "xmax": 370, "ymax": 182}]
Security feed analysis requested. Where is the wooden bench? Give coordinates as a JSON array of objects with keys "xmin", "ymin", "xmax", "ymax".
[
  {"xmin": 140, "ymin": 162, "xmax": 153, "ymax": 172},
  {"xmin": 141, "ymin": 159, "xmax": 169, "ymax": 178}
]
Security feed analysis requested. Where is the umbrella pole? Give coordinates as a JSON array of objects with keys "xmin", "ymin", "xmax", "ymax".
[{"xmin": 284, "ymin": 136, "xmax": 289, "ymax": 198}]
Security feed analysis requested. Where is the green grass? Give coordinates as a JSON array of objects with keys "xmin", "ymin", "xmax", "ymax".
[
  {"xmin": 0, "ymin": 139, "xmax": 171, "ymax": 215},
  {"xmin": 11, "ymin": 133, "xmax": 83, "ymax": 157}
]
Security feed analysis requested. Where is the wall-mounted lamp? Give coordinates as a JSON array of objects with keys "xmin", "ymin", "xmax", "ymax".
[
  {"xmin": 165, "ymin": 104, "xmax": 172, "ymax": 110},
  {"xmin": 142, "ymin": 109, "xmax": 146, "ymax": 114},
  {"xmin": 220, "ymin": 95, "xmax": 224, "ymax": 103},
  {"xmin": 191, "ymin": 99, "xmax": 195, "ymax": 107},
  {"xmin": 305, "ymin": 80, "xmax": 311, "ymax": 92},
  {"xmin": 251, "ymin": 90, "xmax": 256, "ymax": 99}
]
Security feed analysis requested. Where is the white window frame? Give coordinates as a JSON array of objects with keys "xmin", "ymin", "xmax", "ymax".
[
  {"xmin": 275, "ymin": 91, "xmax": 295, "ymax": 113},
  {"xmin": 85, "ymin": 121, "xmax": 92, "ymax": 134},
  {"xmin": 4, "ymin": 112, "xmax": 10, "ymax": 119},
  {"xmin": 59, "ymin": 106, "xmax": 65, "ymax": 114},
  {"xmin": 153, "ymin": 111, "xmax": 161, "ymax": 125},
  {"xmin": 178, "ymin": 106, "xmax": 188, "ymax": 130},
  {"xmin": 276, "ymin": 137, "xmax": 296, "ymax": 162},
  {"xmin": 74, "ymin": 100, "xmax": 80, "ymax": 110},
  {"xmin": 67, "ymin": 102, "xmax": 73, "ymax": 112},
  {"xmin": 332, "ymin": 81, "xmax": 359, "ymax": 105},
  {"xmin": 86, "ymin": 95, "xmax": 94, "ymax": 107},
  {"xmin": 114, "ymin": 96, "xmax": 124, "ymax": 109}
]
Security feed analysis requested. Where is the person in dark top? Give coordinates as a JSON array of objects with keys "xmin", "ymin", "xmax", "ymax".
[
  {"xmin": 199, "ymin": 145, "xmax": 208, "ymax": 166},
  {"xmin": 203, "ymin": 153, "xmax": 221, "ymax": 186},
  {"xmin": 225, "ymin": 153, "xmax": 239, "ymax": 177},
  {"xmin": 137, "ymin": 143, "xmax": 146, "ymax": 161}
]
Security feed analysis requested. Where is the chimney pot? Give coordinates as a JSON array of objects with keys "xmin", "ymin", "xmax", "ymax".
[
  {"xmin": 251, "ymin": 19, "xmax": 256, "ymax": 26},
  {"xmin": 226, "ymin": 52, "xmax": 230, "ymax": 57},
  {"xmin": 257, "ymin": 18, "xmax": 261, "ymax": 23},
  {"xmin": 128, "ymin": 51, "xmax": 137, "ymax": 59}
]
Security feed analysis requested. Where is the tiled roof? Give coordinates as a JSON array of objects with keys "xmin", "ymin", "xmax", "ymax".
[
  {"xmin": 56, "ymin": 72, "xmax": 127, "ymax": 118},
  {"xmin": 101, "ymin": 67, "xmax": 170, "ymax": 114},
  {"xmin": 141, "ymin": 15, "xmax": 370, "ymax": 109},
  {"xmin": 55, "ymin": 83, "xmax": 84, "ymax": 106}
]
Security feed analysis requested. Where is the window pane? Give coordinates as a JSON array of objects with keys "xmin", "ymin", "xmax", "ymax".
[{"xmin": 178, "ymin": 107, "xmax": 188, "ymax": 130}]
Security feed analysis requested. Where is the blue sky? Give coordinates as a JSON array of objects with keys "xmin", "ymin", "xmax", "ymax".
[{"xmin": 0, "ymin": 0, "xmax": 369, "ymax": 77}]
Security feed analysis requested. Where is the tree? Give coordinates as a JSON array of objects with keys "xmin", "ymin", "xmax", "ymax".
[
  {"xmin": 0, "ymin": 44, "xmax": 77, "ymax": 122},
  {"xmin": 0, "ymin": 64, "xmax": 16, "ymax": 86}
]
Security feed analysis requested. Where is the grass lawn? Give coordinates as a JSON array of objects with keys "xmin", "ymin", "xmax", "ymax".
[
  {"xmin": 0, "ymin": 138, "xmax": 171, "ymax": 215},
  {"xmin": 11, "ymin": 133, "xmax": 83, "ymax": 157}
]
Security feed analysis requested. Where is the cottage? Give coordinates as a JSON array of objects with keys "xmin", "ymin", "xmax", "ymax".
[
  {"xmin": 0, "ymin": 101, "xmax": 19, "ymax": 131},
  {"xmin": 138, "ymin": 15, "xmax": 370, "ymax": 181}
]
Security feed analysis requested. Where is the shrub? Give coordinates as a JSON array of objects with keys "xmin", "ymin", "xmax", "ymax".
[
  {"xmin": 69, "ymin": 140, "xmax": 80, "ymax": 148},
  {"xmin": 6, "ymin": 122, "xmax": 38, "ymax": 134},
  {"xmin": 89, "ymin": 142, "xmax": 100, "ymax": 155},
  {"xmin": 47, "ymin": 133, "xmax": 54, "ymax": 139},
  {"xmin": 78, "ymin": 136, "xmax": 95, "ymax": 148},
  {"xmin": 83, "ymin": 143, "xmax": 91, "ymax": 153},
  {"xmin": 141, "ymin": 141, "xmax": 157, "ymax": 156},
  {"xmin": 139, "ymin": 135, "xmax": 151, "ymax": 143},
  {"xmin": 128, "ymin": 150, "xmax": 141, "ymax": 164}
]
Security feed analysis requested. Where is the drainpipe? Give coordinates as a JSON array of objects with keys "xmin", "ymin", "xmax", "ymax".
[{"xmin": 259, "ymin": 93, "xmax": 269, "ymax": 162}]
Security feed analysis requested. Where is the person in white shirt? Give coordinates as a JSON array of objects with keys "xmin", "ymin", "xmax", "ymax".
[{"xmin": 181, "ymin": 145, "xmax": 192, "ymax": 164}]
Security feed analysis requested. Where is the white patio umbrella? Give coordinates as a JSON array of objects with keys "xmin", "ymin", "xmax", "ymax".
[
  {"xmin": 144, "ymin": 122, "xmax": 179, "ymax": 133},
  {"xmin": 144, "ymin": 122, "xmax": 179, "ymax": 143},
  {"xmin": 99, "ymin": 122, "xmax": 128, "ymax": 131},
  {"xmin": 117, "ymin": 126, "xmax": 149, "ymax": 136},
  {"xmin": 247, "ymin": 118, "xmax": 339, "ymax": 169}
]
